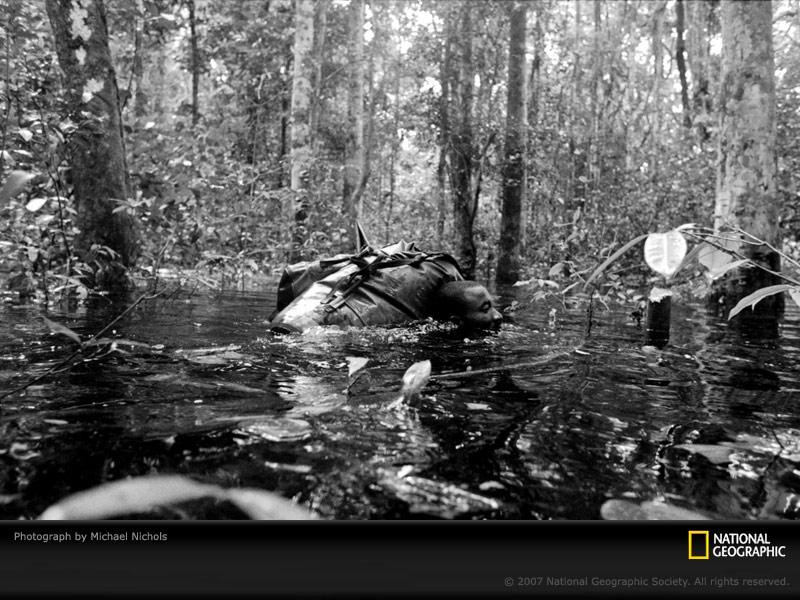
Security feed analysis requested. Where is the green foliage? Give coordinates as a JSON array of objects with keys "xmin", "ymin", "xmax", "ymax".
[{"xmin": 2, "ymin": 0, "xmax": 799, "ymax": 306}]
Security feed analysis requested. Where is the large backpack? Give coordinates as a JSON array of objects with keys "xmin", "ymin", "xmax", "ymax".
[{"xmin": 269, "ymin": 241, "xmax": 464, "ymax": 331}]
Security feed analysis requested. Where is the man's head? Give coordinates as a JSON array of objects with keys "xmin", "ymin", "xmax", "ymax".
[{"xmin": 434, "ymin": 280, "xmax": 503, "ymax": 330}]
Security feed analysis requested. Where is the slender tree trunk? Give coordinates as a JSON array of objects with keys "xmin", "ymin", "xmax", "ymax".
[
  {"xmin": 436, "ymin": 16, "xmax": 453, "ymax": 245},
  {"xmin": 687, "ymin": 0, "xmax": 714, "ymax": 141},
  {"xmin": 187, "ymin": 0, "xmax": 199, "ymax": 127},
  {"xmin": 45, "ymin": 0, "xmax": 137, "ymax": 291},
  {"xmin": 131, "ymin": 0, "xmax": 147, "ymax": 117},
  {"xmin": 497, "ymin": 1, "xmax": 527, "ymax": 284},
  {"xmin": 714, "ymin": 0, "xmax": 780, "ymax": 310},
  {"xmin": 343, "ymin": 0, "xmax": 364, "ymax": 232},
  {"xmin": 568, "ymin": 0, "xmax": 585, "ymax": 211},
  {"xmin": 310, "ymin": 0, "xmax": 328, "ymax": 143},
  {"xmin": 588, "ymin": 0, "xmax": 602, "ymax": 187},
  {"xmin": 649, "ymin": 1, "xmax": 666, "ymax": 181},
  {"xmin": 675, "ymin": 0, "xmax": 692, "ymax": 129},
  {"xmin": 448, "ymin": 1, "xmax": 476, "ymax": 279},
  {"xmin": 290, "ymin": 0, "xmax": 314, "ymax": 260}
]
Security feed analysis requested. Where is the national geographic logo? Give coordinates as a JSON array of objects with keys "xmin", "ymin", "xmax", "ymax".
[{"xmin": 689, "ymin": 530, "xmax": 787, "ymax": 560}]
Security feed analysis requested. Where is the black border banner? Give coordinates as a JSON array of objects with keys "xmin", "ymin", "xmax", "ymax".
[{"xmin": 0, "ymin": 521, "xmax": 798, "ymax": 598}]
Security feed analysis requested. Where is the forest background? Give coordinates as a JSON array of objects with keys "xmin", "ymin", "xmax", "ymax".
[{"xmin": 1, "ymin": 0, "xmax": 798, "ymax": 306}]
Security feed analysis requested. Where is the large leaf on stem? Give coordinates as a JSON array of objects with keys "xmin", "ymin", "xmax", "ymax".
[
  {"xmin": 643, "ymin": 230, "xmax": 687, "ymax": 278},
  {"xmin": 728, "ymin": 285, "xmax": 797, "ymax": 320},
  {"xmin": 583, "ymin": 233, "xmax": 649, "ymax": 291},
  {"xmin": 42, "ymin": 317, "xmax": 82, "ymax": 345}
]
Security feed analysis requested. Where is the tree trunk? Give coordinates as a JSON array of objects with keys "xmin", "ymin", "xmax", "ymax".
[
  {"xmin": 687, "ymin": 0, "xmax": 714, "ymax": 141},
  {"xmin": 290, "ymin": 0, "xmax": 314, "ymax": 260},
  {"xmin": 714, "ymin": 0, "xmax": 781, "ymax": 311},
  {"xmin": 436, "ymin": 15, "xmax": 453, "ymax": 246},
  {"xmin": 448, "ymin": 1, "xmax": 476, "ymax": 279},
  {"xmin": 187, "ymin": 0, "xmax": 199, "ymax": 127},
  {"xmin": 649, "ymin": 1, "xmax": 666, "ymax": 181},
  {"xmin": 343, "ymin": 0, "xmax": 364, "ymax": 232},
  {"xmin": 45, "ymin": 0, "xmax": 137, "ymax": 291},
  {"xmin": 131, "ymin": 0, "xmax": 147, "ymax": 117},
  {"xmin": 675, "ymin": 0, "xmax": 692, "ymax": 129},
  {"xmin": 496, "ymin": 1, "xmax": 527, "ymax": 284},
  {"xmin": 310, "ymin": 0, "xmax": 328, "ymax": 144}
]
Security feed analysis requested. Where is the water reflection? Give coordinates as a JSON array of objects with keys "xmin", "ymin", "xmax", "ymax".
[{"xmin": 0, "ymin": 284, "xmax": 799, "ymax": 519}]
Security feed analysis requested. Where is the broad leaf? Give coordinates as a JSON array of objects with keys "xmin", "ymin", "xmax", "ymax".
[
  {"xmin": 728, "ymin": 285, "xmax": 797, "ymax": 320},
  {"xmin": 38, "ymin": 474, "xmax": 313, "ymax": 520},
  {"xmin": 583, "ymin": 233, "xmax": 649, "ymax": 291},
  {"xmin": 42, "ymin": 316, "xmax": 82, "ymax": 345},
  {"xmin": 224, "ymin": 488, "xmax": 314, "ymax": 520},
  {"xmin": 346, "ymin": 356, "xmax": 369, "ymax": 378},
  {"xmin": 400, "ymin": 360, "xmax": 431, "ymax": 402},
  {"xmin": 0, "ymin": 171, "xmax": 36, "ymax": 204},
  {"xmin": 644, "ymin": 230, "xmax": 687, "ymax": 278},
  {"xmin": 706, "ymin": 258, "xmax": 750, "ymax": 281},
  {"xmin": 38, "ymin": 475, "xmax": 220, "ymax": 519},
  {"xmin": 601, "ymin": 499, "xmax": 710, "ymax": 520},
  {"xmin": 790, "ymin": 289, "xmax": 800, "ymax": 310},
  {"xmin": 25, "ymin": 197, "xmax": 47, "ymax": 212}
]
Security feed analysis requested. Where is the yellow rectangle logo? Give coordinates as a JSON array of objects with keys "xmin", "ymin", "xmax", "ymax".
[{"xmin": 689, "ymin": 530, "xmax": 709, "ymax": 560}]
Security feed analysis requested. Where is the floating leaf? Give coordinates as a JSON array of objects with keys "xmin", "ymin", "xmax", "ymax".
[
  {"xmin": 0, "ymin": 171, "xmax": 36, "ymax": 204},
  {"xmin": 601, "ymin": 499, "xmax": 710, "ymax": 520},
  {"xmin": 42, "ymin": 316, "xmax": 82, "ymax": 345},
  {"xmin": 380, "ymin": 473, "xmax": 500, "ymax": 518},
  {"xmin": 346, "ymin": 356, "xmax": 370, "ymax": 395},
  {"xmin": 238, "ymin": 417, "xmax": 313, "ymax": 442},
  {"xmin": 400, "ymin": 360, "xmax": 431, "ymax": 402},
  {"xmin": 728, "ymin": 285, "xmax": 796, "ymax": 320},
  {"xmin": 675, "ymin": 443, "xmax": 734, "ymax": 465},
  {"xmin": 644, "ymin": 230, "xmax": 687, "ymax": 278},
  {"xmin": 39, "ymin": 475, "xmax": 218, "ymax": 519},
  {"xmin": 18, "ymin": 128, "xmax": 33, "ymax": 142},
  {"xmin": 38, "ymin": 474, "xmax": 313, "ymax": 520},
  {"xmin": 224, "ymin": 488, "xmax": 314, "ymax": 520},
  {"xmin": 346, "ymin": 356, "xmax": 369, "ymax": 378}
]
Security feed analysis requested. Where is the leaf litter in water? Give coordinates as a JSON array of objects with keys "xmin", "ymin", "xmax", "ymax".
[
  {"xmin": 379, "ymin": 469, "xmax": 501, "ymax": 518},
  {"xmin": 237, "ymin": 417, "xmax": 313, "ymax": 442},
  {"xmin": 674, "ymin": 443, "xmax": 734, "ymax": 465},
  {"xmin": 38, "ymin": 474, "xmax": 313, "ymax": 520}
]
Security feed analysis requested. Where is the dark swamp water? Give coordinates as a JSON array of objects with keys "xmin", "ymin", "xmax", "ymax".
[{"xmin": 1, "ymin": 283, "xmax": 799, "ymax": 520}]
